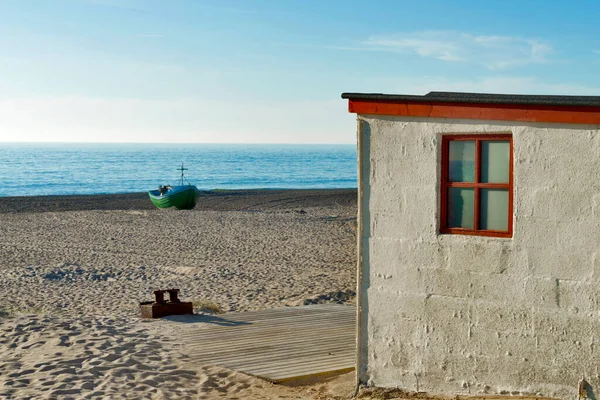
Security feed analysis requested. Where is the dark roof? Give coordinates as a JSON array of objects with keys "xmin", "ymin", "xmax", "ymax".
[{"xmin": 341, "ymin": 91, "xmax": 600, "ymax": 107}]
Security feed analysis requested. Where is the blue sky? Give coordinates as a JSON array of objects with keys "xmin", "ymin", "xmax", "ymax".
[{"xmin": 1, "ymin": 0, "xmax": 599, "ymax": 144}]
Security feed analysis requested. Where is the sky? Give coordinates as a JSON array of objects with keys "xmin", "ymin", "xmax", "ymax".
[{"xmin": 1, "ymin": 0, "xmax": 600, "ymax": 144}]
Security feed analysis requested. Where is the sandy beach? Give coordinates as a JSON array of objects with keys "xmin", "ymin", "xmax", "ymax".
[{"xmin": 0, "ymin": 189, "xmax": 358, "ymax": 399}]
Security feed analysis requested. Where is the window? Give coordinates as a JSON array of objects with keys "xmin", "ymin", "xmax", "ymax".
[{"xmin": 440, "ymin": 134, "xmax": 513, "ymax": 237}]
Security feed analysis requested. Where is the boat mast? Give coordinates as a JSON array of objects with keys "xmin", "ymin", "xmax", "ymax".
[{"xmin": 178, "ymin": 163, "xmax": 188, "ymax": 186}]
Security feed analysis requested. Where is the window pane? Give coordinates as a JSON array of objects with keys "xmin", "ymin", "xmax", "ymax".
[
  {"xmin": 481, "ymin": 141, "xmax": 510, "ymax": 183},
  {"xmin": 448, "ymin": 188, "xmax": 474, "ymax": 229},
  {"xmin": 480, "ymin": 189, "xmax": 509, "ymax": 231},
  {"xmin": 448, "ymin": 141, "xmax": 475, "ymax": 182}
]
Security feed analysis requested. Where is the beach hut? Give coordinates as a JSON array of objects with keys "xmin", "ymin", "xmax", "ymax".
[{"xmin": 342, "ymin": 91, "xmax": 600, "ymax": 398}]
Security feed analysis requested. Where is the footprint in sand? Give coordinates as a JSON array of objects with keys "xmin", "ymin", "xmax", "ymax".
[
  {"xmin": 100, "ymin": 353, "xmax": 121, "ymax": 362},
  {"xmin": 49, "ymin": 388, "xmax": 82, "ymax": 397},
  {"xmin": 79, "ymin": 381, "xmax": 95, "ymax": 390},
  {"xmin": 21, "ymin": 341, "xmax": 45, "ymax": 350},
  {"xmin": 38, "ymin": 364, "xmax": 56, "ymax": 372}
]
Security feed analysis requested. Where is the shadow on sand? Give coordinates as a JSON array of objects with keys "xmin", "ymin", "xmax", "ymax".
[{"xmin": 161, "ymin": 313, "xmax": 251, "ymax": 327}]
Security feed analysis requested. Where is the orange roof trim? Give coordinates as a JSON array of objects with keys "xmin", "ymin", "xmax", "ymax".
[{"xmin": 342, "ymin": 92, "xmax": 600, "ymax": 124}]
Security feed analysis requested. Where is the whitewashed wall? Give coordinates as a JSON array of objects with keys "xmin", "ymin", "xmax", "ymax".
[{"xmin": 358, "ymin": 115, "xmax": 600, "ymax": 399}]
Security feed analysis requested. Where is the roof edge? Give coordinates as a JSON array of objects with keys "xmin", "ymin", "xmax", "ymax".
[{"xmin": 341, "ymin": 91, "xmax": 600, "ymax": 108}]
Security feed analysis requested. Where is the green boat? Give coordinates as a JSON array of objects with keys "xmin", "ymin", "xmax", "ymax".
[{"xmin": 148, "ymin": 164, "xmax": 199, "ymax": 210}]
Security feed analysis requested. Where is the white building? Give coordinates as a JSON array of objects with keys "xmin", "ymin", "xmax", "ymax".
[{"xmin": 343, "ymin": 91, "xmax": 600, "ymax": 398}]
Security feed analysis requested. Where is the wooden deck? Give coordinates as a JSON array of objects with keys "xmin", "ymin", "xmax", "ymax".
[{"xmin": 178, "ymin": 304, "xmax": 356, "ymax": 382}]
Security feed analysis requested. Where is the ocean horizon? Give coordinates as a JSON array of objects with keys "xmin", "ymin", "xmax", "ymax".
[{"xmin": 0, "ymin": 142, "xmax": 357, "ymax": 197}]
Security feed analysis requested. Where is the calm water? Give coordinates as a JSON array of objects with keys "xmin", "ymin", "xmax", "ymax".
[{"xmin": 0, "ymin": 143, "xmax": 357, "ymax": 197}]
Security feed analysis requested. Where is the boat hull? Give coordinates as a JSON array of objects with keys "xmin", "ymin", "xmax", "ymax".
[{"xmin": 148, "ymin": 185, "xmax": 198, "ymax": 210}]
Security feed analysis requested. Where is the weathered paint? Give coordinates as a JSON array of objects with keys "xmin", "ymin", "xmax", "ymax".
[{"xmin": 357, "ymin": 114, "xmax": 600, "ymax": 399}]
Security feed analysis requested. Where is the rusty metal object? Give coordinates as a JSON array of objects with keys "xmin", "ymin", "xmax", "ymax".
[
  {"xmin": 154, "ymin": 290, "xmax": 167, "ymax": 304},
  {"xmin": 167, "ymin": 288, "xmax": 181, "ymax": 303},
  {"xmin": 140, "ymin": 288, "xmax": 193, "ymax": 318}
]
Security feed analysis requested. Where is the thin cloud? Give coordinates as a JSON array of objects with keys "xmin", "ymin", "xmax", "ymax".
[
  {"xmin": 219, "ymin": 7, "xmax": 258, "ymax": 14},
  {"xmin": 135, "ymin": 34, "xmax": 164, "ymax": 38},
  {"xmin": 67, "ymin": 0, "xmax": 147, "ymax": 13},
  {"xmin": 361, "ymin": 31, "xmax": 553, "ymax": 70},
  {"xmin": 189, "ymin": 2, "xmax": 258, "ymax": 15}
]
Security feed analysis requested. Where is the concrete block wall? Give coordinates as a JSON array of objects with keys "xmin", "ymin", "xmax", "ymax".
[{"xmin": 358, "ymin": 115, "xmax": 600, "ymax": 398}]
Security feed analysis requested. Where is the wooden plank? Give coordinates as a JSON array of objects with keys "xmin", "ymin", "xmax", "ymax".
[
  {"xmin": 194, "ymin": 344, "xmax": 354, "ymax": 366},
  {"xmin": 179, "ymin": 315, "xmax": 354, "ymax": 340},
  {"xmin": 181, "ymin": 322, "xmax": 354, "ymax": 345},
  {"xmin": 184, "ymin": 327, "xmax": 354, "ymax": 349},
  {"xmin": 179, "ymin": 317, "xmax": 354, "ymax": 339},
  {"xmin": 240, "ymin": 363, "xmax": 355, "ymax": 383},
  {"xmin": 181, "ymin": 304, "xmax": 356, "ymax": 382},
  {"xmin": 185, "ymin": 320, "xmax": 355, "ymax": 339},
  {"xmin": 188, "ymin": 341, "xmax": 354, "ymax": 362},
  {"xmin": 218, "ymin": 351, "xmax": 356, "ymax": 372},
  {"xmin": 188, "ymin": 337, "xmax": 354, "ymax": 355},
  {"xmin": 266, "ymin": 365, "xmax": 356, "ymax": 383},
  {"xmin": 186, "ymin": 335, "xmax": 354, "ymax": 358},
  {"xmin": 254, "ymin": 360, "xmax": 355, "ymax": 378},
  {"xmin": 188, "ymin": 343, "xmax": 355, "ymax": 362},
  {"xmin": 188, "ymin": 336, "xmax": 354, "ymax": 358},
  {"xmin": 196, "ymin": 304, "xmax": 351, "ymax": 322},
  {"xmin": 209, "ymin": 312, "xmax": 354, "ymax": 325},
  {"xmin": 242, "ymin": 351, "xmax": 355, "ymax": 370},
  {"xmin": 251, "ymin": 358, "xmax": 355, "ymax": 379},
  {"xmin": 179, "ymin": 309, "xmax": 354, "ymax": 330}
]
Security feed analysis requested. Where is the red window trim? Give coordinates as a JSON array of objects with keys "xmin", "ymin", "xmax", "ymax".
[{"xmin": 440, "ymin": 134, "xmax": 513, "ymax": 238}]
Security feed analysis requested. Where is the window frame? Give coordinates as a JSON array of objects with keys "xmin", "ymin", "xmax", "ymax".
[{"xmin": 440, "ymin": 134, "xmax": 513, "ymax": 238}]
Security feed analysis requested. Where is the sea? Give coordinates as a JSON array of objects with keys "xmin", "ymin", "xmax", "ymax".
[{"xmin": 0, "ymin": 143, "xmax": 357, "ymax": 197}]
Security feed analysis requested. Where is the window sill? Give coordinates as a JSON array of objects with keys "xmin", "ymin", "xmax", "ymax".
[{"xmin": 440, "ymin": 228, "xmax": 512, "ymax": 238}]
